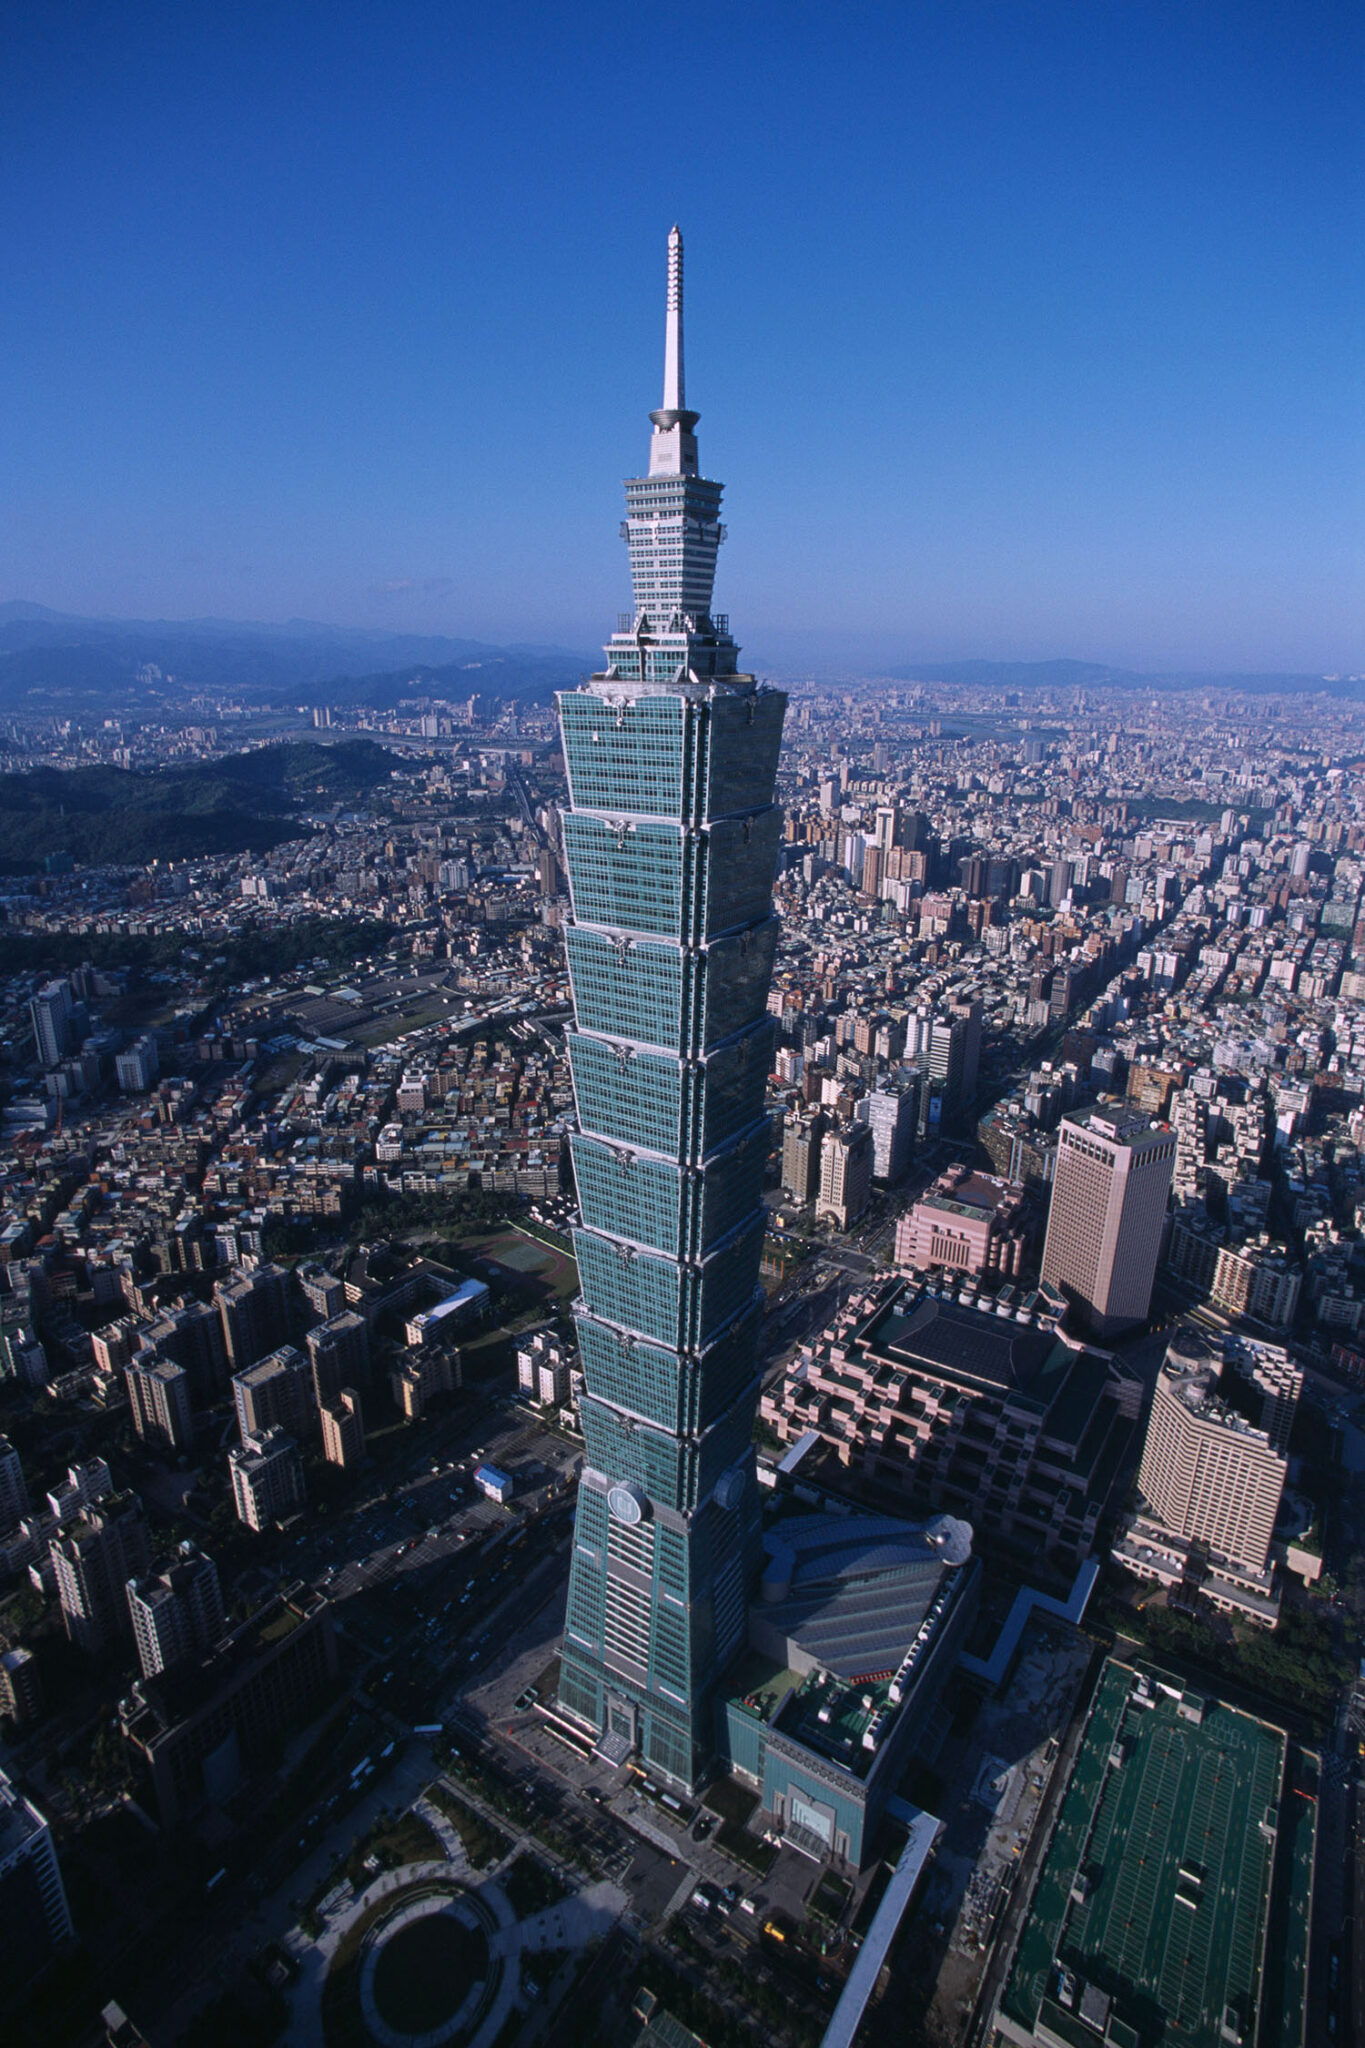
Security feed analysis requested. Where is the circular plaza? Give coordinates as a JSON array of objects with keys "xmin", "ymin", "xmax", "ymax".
[{"xmin": 358, "ymin": 1883, "xmax": 500, "ymax": 2048}]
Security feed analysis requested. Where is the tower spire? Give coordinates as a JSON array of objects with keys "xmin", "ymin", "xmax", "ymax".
[
  {"xmin": 663, "ymin": 223, "xmax": 684, "ymax": 413},
  {"xmin": 649, "ymin": 224, "xmax": 700, "ymax": 477}
]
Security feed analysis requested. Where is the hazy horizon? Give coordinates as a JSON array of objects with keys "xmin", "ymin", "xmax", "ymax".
[{"xmin": 1, "ymin": 595, "xmax": 1353, "ymax": 688}]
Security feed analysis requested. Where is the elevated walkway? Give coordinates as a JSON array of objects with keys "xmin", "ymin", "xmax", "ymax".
[{"xmin": 958, "ymin": 1559, "xmax": 1099, "ymax": 1690}]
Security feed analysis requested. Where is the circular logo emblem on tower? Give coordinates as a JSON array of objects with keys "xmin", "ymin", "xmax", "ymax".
[
  {"xmin": 714, "ymin": 1466, "xmax": 745, "ymax": 1512},
  {"xmin": 607, "ymin": 1480, "xmax": 648, "ymax": 1525}
]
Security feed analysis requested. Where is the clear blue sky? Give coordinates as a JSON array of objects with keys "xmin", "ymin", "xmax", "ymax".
[{"xmin": 1, "ymin": 0, "xmax": 1360, "ymax": 673}]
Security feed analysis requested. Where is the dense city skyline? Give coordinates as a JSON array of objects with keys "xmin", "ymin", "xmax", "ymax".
[{"xmin": 4, "ymin": 2, "xmax": 1361, "ymax": 671}]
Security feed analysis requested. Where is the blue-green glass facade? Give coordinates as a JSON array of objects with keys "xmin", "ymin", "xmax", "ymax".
[{"xmin": 555, "ymin": 249, "xmax": 787, "ymax": 1788}]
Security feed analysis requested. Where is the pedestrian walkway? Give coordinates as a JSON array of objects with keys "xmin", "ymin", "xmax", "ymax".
[{"xmin": 413, "ymin": 1792, "xmax": 472, "ymax": 1874}]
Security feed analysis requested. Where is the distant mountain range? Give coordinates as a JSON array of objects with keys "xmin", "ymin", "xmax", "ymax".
[
  {"xmin": 0, "ymin": 603, "xmax": 593, "ymax": 707},
  {"xmin": 0, "ymin": 604, "xmax": 1349, "ymax": 708},
  {"xmin": 884, "ymin": 656, "xmax": 1349, "ymax": 695}
]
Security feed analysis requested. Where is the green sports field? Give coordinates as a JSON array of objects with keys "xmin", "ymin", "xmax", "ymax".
[{"xmin": 1000, "ymin": 1658, "xmax": 1306, "ymax": 2048}]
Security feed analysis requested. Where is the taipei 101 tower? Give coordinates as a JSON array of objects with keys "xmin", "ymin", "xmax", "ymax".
[{"xmin": 555, "ymin": 230, "xmax": 787, "ymax": 1788}]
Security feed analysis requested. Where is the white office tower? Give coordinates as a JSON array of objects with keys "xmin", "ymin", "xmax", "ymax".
[
  {"xmin": 29, "ymin": 980, "xmax": 73, "ymax": 1070},
  {"xmin": 859, "ymin": 1081, "xmax": 918, "ymax": 1182},
  {"xmin": 1040, "ymin": 1108, "xmax": 1175, "ymax": 1335}
]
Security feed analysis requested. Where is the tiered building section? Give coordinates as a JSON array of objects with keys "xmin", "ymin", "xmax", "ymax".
[{"xmin": 555, "ymin": 230, "xmax": 787, "ymax": 1788}]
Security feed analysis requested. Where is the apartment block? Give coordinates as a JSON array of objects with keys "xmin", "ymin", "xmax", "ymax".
[
  {"xmin": 232, "ymin": 1345, "xmax": 313, "ymax": 1445},
  {"xmin": 135, "ymin": 1301, "xmax": 227, "ymax": 1401},
  {"xmin": 517, "ymin": 1329, "xmax": 572, "ymax": 1407},
  {"xmin": 390, "ymin": 1348, "xmax": 460, "ymax": 1421},
  {"xmin": 1209, "ymin": 1235, "xmax": 1302, "ymax": 1329},
  {"xmin": 50, "ymin": 1493, "xmax": 152, "ymax": 1654},
  {"xmin": 125, "ymin": 1355, "xmax": 194, "ymax": 1453},
  {"xmin": 215, "ymin": 1263, "xmax": 293, "ymax": 1373},
  {"xmin": 228, "ymin": 1429, "xmax": 306, "ymax": 1532},
  {"xmin": 319, "ymin": 1389, "xmax": 365, "ymax": 1470},
  {"xmin": 297, "ymin": 1262, "xmax": 346, "ymax": 1322},
  {"xmin": 0, "ymin": 1436, "xmax": 28, "ymax": 1533},
  {"xmin": 0, "ymin": 1769, "xmax": 73, "ymax": 2003},
  {"xmin": 306, "ymin": 1310, "xmax": 369, "ymax": 1405},
  {"xmin": 127, "ymin": 1544, "xmax": 225, "ymax": 1680},
  {"xmin": 0, "ymin": 1646, "xmax": 42, "ymax": 1729},
  {"xmin": 114, "ymin": 1035, "xmax": 159, "ymax": 1094},
  {"xmin": 29, "ymin": 981, "xmax": 73, "ymax": 1070},
  {"xmin": 118, "ymin": 1592, "xmax": 337, "ymax": 1829}
]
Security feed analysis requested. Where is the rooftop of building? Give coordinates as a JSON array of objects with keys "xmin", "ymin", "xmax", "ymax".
[
  {"xmin": 758, "ymin": 1508, "xmax": 972, "ymax": 1677},
  {"xmin": 233, "ymin": 1346, "xmax": 303, "ymax": 1386},
  {"xmin": 1064, "ymin": 1103, "xmax": 1171, "ymax": 1147},
  {"xmin": 863, "ymin": 1288, "xmax": 1066, "ymax": 1398},
  {"xmin": 122, "ymin": 1588, "xmax": 322, "ymax": 1737},
  {"xmin": 723, "ymin": 1647, "xmax": 804, "ymax": 1729},
  {"xmin": 628, "ymin": 1998, "xmax": 709, "ymax": 2048},
  {"xmin": 775, "ymin": 1665, "xmax": 894, "ymax": 1774},
  {"xmin": 1000, "ymin": 1658, "xmax": 1288, "ymax": 2048},
  {"xmin": 1156, "ymin": 1331, "xmax": 1299, "ymax": 1446},
  {"xmin": 735, "ymin": 1505, "xmax": 976, "ymax": 1784},
  {"xmin": 914, "ymin": 1164, "xmax": 1026, "ymax": 1221}
]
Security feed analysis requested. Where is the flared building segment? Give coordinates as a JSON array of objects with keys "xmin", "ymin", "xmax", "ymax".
[{"xmin": 556, "ymin": 228, "xmax": 787, "ymax": 1790}]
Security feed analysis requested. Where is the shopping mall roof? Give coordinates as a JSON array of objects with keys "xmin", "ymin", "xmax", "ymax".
[
  {"xmin": 998, "ymin": 1658, "xmax": 1296, "ymax": 2048},
  {"xmin": 755, "ymin": 1510, "xmax": 973, "ymax": 1683}
]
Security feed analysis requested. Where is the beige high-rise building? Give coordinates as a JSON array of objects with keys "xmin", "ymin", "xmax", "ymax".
[
  {"xmin": 49, "ymin": 1493, "xmax": 151, "ymax": 1654},
  {"xmin": 1040, "ymin": 1108, "xmax": 1175, "ymax": 1335},
  {"xmin": 817, "ymin": 1122, "xmax": 874, "ymax": 1231},
  {"xmin": 1115, "ymin": 1333, "xmax": 1300, "ymax": 1626},
  {"xmin": 214, "ymin": 1263, "xmax": 292, "ymax": 1373},
  {"xmin": 306, "ymin": 1311, "xmax": 370, "ymax": 1406},
  {"xmin": 228, "ymin": 1429, "xmax": 306, "ymax": 1532},
  {"xmin": 781, "ymin": 1111, "xmax": 825, "ymax": 1204},
  {"xmin": 1138, "ymin": 1337, "xmax": 1296, "ymax": 1568},
  {"xmin": 1208, "ymin": 1235, "xmax": 1301, "ymax": 1329}
]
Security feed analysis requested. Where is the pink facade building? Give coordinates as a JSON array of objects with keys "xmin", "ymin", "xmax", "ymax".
[{"xmin": 894, "ymin": 1166, "xmax": 1029, "ymax": 1279}]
